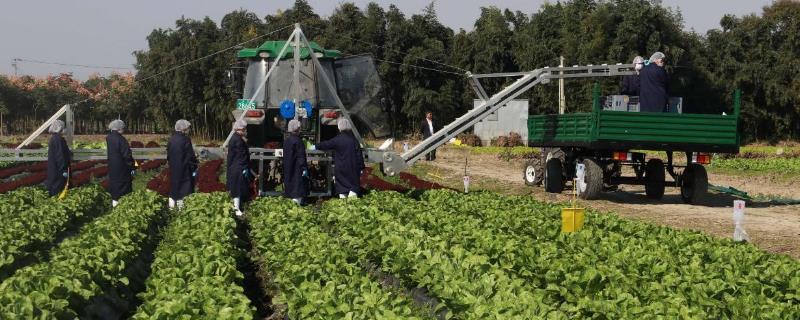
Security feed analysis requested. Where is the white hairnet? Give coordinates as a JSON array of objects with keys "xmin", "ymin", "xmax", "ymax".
[
  {"xmin": 233, "ymin": 119, "xmax": 247, "ymax": 130},
  {"xmin": 48, "ymin": 120, "xmax": 65, "ymax": 134},
  {"xmin": 633, "ymin": 56, "xmax": 645, "ymax": 71},
  {"xmin": 287, "ymin": 119, "xmax": 301, "ymax": 133},
  {"xmin": 337, "ymin": 118, "xmax": 352, "ymax": 132},
  {"xmin": 649, "ymin": 52, "xmax": 665, "ymax": 61},
  {"xmin": 108, "ymin": 119, "xmax": 125, "ymax": 131},
  {"xmin": 175, "ymin": 119, "xmax": 191, "ymax": 132}
]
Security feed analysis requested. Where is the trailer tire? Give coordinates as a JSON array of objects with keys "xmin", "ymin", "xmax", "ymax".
[
  {"xmin": 645, "ymin": 159, "xmax": 665, "ymax": 200},
  {"xmin": 544, "ymin": 158, "xmax": 564, "ymax": 193},
  {"xmin": 524, "ymin": 158, "xmax": 544, "ymax": 186},
  {"xmin": 681, "ymin": 164, "xmax": 708, "ymax": 204},
  {"xmin": 578, "ymin": 158, "xmax": 603, "ymax": 200}
]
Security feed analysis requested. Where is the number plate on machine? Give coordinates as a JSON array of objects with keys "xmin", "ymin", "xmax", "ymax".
[{"xmin": 236, "ymin": 99, "xmax": 256, "ymax": 110}]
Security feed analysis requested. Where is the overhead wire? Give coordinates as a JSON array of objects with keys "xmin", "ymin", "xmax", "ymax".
[
  {"xmin": 135, "ymin": 23, "xmax": 294, "ymax": 83},
  {"xmin": 340, "ymin": 53, "xmax": 466, "ymax": 77},
  {"xmin": 340, "ymin": 35, "xmax": 470, "ymax": 73},
  {"xmin": 12, "ymin": 58, "xmax": 133, "ymax": 70}
]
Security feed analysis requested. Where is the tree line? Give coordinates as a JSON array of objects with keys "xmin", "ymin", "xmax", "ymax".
[{"xmin": 0, "ymin": 0, "xmax": 798, "ymax": 142}]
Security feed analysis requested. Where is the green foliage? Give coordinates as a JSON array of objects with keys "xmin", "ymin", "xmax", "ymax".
[
  {"xmin": 247, "ymin": 197, "xmax": 428, "ymax": 319},
  {"xmin": 711, "ymin": 157, "xmax": 800, "ymax": 174},
  {"xmin": 132, "ymin": 192, "xmax": 254, "ymax": 319},
  {"xmin": 0, "ymin": 190, "xmax": 165, "ymax": 318},
  {"xmin": 0, "ymin": 185, "xmax": 109, "ymax": 280},
  {"xmin": 345, "ymin": 189, "xmax": 799, "ymax": 318},
  {"xmin": 0, "ymin": 187, "xmax": 48, "ymax": 218},
  {"xmin": 321, "ymin": 194, "xmax": 563, "ymax": 319}
]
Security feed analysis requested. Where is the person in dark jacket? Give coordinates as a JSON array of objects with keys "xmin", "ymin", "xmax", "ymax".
[
  {"xmin": 314, "ymin": 118, "xmax": 364, "ymax": 198},
  {"xmin": 619, "ymin": 56, "xmax": 644, "ymax": 96},
  {"xmin": 167, "ymin": 119, "xmax": 198, "ymax": 209},
  {"xmin": 106, "ymin": 119, "xmax": 135, "ymax": 207},
  {"xmin": 639, "ymin": 52, "xmax": 670, "ymax": 112},
  {"xmin": 420, "ymin": 111, "xmax": 436, "ymax": 160},
  {"xmin": 282, "ymin": 119, "xmax": 309, "ymax": 205},
  {"xmin": 45, "ymin": 120, "xmax": 71, "ymax": 197},
  {"xmin": 227, "ymin": 119, "xmax": 252, "ymax": 216}
]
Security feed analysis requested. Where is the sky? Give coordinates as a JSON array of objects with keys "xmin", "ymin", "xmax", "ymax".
[{"xmin": 0, "ymin": 0, "xmax": 774, "ymax": 80}]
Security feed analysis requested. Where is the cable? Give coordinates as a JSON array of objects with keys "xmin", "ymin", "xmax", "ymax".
[
  {"xmin": 341, "ymin": 34, "xmax": 470, "ymax": 73},
  {"xmin": 13, "ymin": 58, "xmax": 133, "ymax": 70},
  {"xmin": 135, "ymin": 24, "xmax": 294, "ymax": 83},
  {"xmin": 341, "ymin": 53, "xmax": 466, "ymax": 77}
]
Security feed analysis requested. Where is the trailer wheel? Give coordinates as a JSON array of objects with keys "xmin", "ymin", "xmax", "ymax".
[
  {"xmin": 524, "ymin": 158, "xmax": 544, "ymax": 186},
  {"xmin": 544, "ymin": 158, "xmax": 564, "ymax": 193},
  {"xmin": 645, "ymin": 159, "xmax": 665, "ymax": 199},
  {"xmin": 681, "ymin": 164, "xmax": 708, "ymax": 204},
  {"xmin": 578, "ymin": 158, "xmax": 603, "ymax": 200}
]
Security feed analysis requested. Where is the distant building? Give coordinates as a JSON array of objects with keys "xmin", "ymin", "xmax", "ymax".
[{"xmin": 472, "ymin": 99, "xmax": 529, "ymax": 146}]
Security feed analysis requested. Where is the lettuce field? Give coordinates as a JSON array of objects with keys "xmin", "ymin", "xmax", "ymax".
[{"xmin": 0, "ymin": 181, "xmax": 797, "ymax": 319}]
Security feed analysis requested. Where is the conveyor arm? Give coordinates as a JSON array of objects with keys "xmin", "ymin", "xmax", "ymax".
[{"xmin": 374, "ymin": 64, "xmax": 635, "ymax": 176}]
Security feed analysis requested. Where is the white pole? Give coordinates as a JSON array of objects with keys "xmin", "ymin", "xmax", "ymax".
[{"xmin": 559, "ymin": 56, "xmax": 566, "ymax": 114}]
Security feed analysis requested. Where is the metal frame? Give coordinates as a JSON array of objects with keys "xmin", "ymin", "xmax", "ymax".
[
  {"xmin": 223, "ymin": 23, "xmax": 364, "ymax": 147},
  {"xmin": 376, "ymin": 63, "xmax": 635, "ymax": 176}
]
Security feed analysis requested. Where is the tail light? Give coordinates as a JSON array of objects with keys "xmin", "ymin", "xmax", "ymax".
[
  {"xmin": 692, "ymin": 153, "xmax": 712, "ymax": 164},
  {"xmin": 323, "ymin": 111, "xmax": 339, "ymax": 119},
  {"xmin": 245, "ymin": 110, "xmax": 264, "ymax": 118},
  {"xmin": 613, "ymin": 152, "xmax": 632, "ymax": 161}
]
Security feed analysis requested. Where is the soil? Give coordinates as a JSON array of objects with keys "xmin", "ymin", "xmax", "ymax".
[{"xmin": 425, "ymin": 146, "xmax": 800, "ymax": 259}]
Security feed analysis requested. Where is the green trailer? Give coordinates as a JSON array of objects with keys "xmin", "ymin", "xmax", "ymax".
[{"xmin": 523, "ymin": 89, "xmax": 741, "ymax": 204}]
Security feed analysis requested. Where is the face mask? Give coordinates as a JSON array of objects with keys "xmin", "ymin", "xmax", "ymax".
[{"xmin": 635, "ymin": 63, "xmax": 643, "ymax": 71}]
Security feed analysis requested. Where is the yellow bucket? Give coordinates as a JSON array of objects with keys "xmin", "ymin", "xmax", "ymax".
[{"xmin": 561, "ymin": 207, "xmax": 585, "ymax": 233}]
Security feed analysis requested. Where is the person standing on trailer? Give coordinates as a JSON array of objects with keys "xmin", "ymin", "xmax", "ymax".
[
  {"xmin": 282, "ymin": 119, "xmax": 309, "ymax": 205},
  {"xmin": 106, "ymin": 119, "xmax": 135, "ymax": 207},
  {"xmin": 167, "ymin": 119, "xmax": 198, "ymax": 209},
  {"xmin": 619, "ymin": 56, "xmax": 644, "ymax": 96},
  {"xmin": 420, "ymin": 111, "xmax": 436, "ymax": 160},
  {"xmin": 45, "ymin": 120, "xmax": 71, "ymax": 197},
  {"xmin": 639, "ymin": 52, "xmax": 670, "ymax": 112},
  {"xmin": 227, "ymin": 119, "xmax": 252, "ymax": 216},
  {"xmin": 312, "ymin": 118, "xmax": 364, "ymax": 199}
]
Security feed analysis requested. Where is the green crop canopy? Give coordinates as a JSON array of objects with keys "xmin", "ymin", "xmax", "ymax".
[{"xmin": 238, "ymin": 40, "xmax": 342, "ymax": 59}]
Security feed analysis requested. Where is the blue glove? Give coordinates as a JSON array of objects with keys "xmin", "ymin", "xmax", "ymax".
[
  {"xmin": 242, "ymin": 169, "xmax": 249, "ymax": 178},
  {"xmin": 62, "ymin": 171, "xmax": 68, "ymax": 178},
  {"xmin": 302, "ymin": 169, "xmax": 308, "ymax": 177},
  {"xmin": 192, "ymin": 171, "xmax": 197, "ymax": 177},
  {"xmin": 360, "ymin": 170, "xmax": 363, "ymax": 176},
  {"xmin": 309, "ymin": 144, "xmax": 316, "ymax": 151},
  {"xmin": 130, "ymin": 170, "xmax": 136, "ymax": 176}
]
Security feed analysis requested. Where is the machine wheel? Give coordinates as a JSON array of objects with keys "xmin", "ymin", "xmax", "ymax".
[
  {"xmin": 544, "ymin": 158, "xmax": 564, "ymax": 193},
  {"xmin": 645, "ymin": 159, "xmax": 665, "ymax": 200},
  {"xmin": 681, "ymin": 164, "xmax": 708, "ymax": 204},
  {"xmin": 524, "ymin": 158, "xmax": 544, "ymax": 186},
  {"xmin": 577, "ymin": 158, "xmax": 603, "ymax": 200}
]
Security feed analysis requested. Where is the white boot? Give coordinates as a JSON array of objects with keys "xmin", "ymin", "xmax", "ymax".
[
  {"xmin": 292, "ymin": 198, "xmax": 302, "ymax": 205},
  {"xmin": 233, "ymin": 198, "xmax": 243, "ymax": 216},
  {"xmin": 112, "ymin": 200, "xmax": 119, "ymax": 208},
  {"xmin": 176, "ymin": 200, "xmax": 184, "ymax": 210},
  {"xmin": 348, "ymin": 191, "xmax": 358, "ymax": 198},
  {"xmin": 168, "ymin": 198, "xmax": 175, "ymax": 209}
]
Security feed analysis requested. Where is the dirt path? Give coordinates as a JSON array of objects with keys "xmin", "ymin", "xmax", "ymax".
[{"xmin": 426, "ymin": 147, "xmax": 800, "ymax": 258}]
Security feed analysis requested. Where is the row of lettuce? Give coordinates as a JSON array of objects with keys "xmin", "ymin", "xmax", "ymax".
[
  {"xmin": 0, "ymin": 185, "xmax": 797, "ymax": 318},
  {"xmin": 244, "ymin": 190, "xmax": 798, "ymax": 319},
  {"xmin": 0, "ymin": 188, "xmax": 255, "ymax": 318}
]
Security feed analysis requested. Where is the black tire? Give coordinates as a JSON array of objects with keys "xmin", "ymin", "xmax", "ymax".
[
  {"xmin": 645, "ymin": 159, "xmax": 665, "ymax": 200},
  {"xmin": 523, "ymin": 158, "xmax": 544, "ymax": 186},
  {"xmin": 681, "ymin": 164, "xmax": 708, "ymax": 204},
  {"xmin": 578, "ymin": 158, "xmax": 603, "ymax": 200},
  {"xmin": 544, "ymin": 158, "xmax": 564, "ymax": 193}
]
